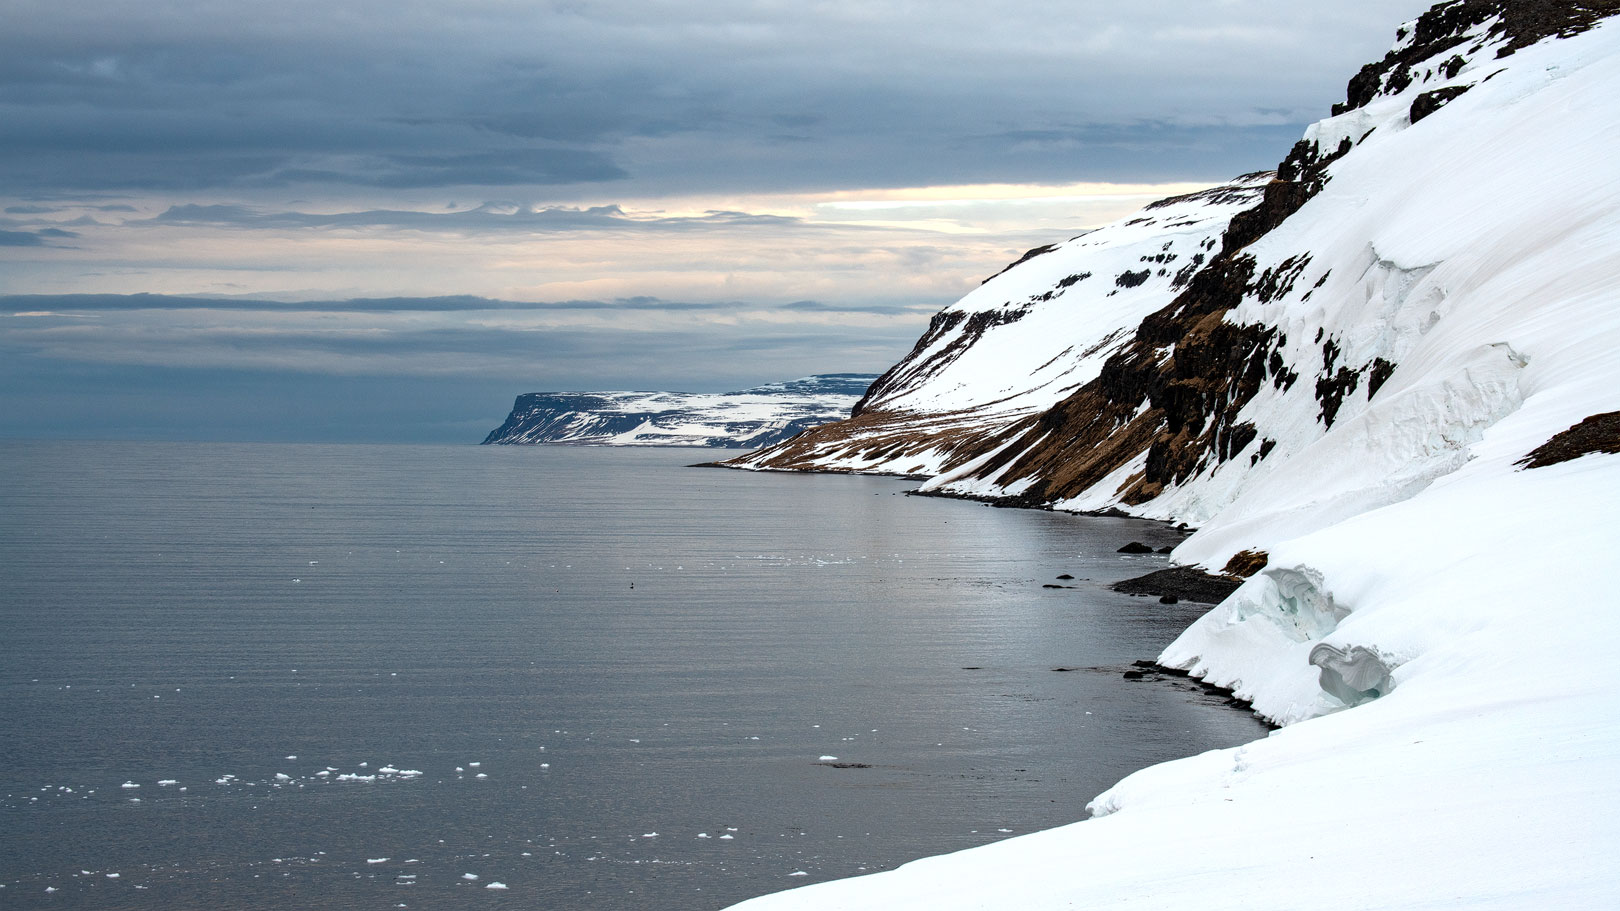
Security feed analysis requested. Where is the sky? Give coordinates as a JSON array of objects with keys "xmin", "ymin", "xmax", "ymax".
[{"xmin": 0, "ymin": 0, "xmax": 1431, "ymax": 442}]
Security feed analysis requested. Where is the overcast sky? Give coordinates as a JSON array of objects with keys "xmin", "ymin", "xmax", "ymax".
[{"xmin": 0, "ymin": 0, "xmax": 1430, "ymax": 442}]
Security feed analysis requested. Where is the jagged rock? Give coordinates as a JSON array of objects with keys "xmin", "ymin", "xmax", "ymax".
[
  {"xmin": 1517, "ymin": 412, "xmax": 1620, "ymax": 469},
  {"xmin": 1113, "ymin": 567, "xmax": 1244, "ymax": 604}
]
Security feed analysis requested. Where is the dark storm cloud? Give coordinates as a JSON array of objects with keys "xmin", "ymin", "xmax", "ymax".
[{"xmin": 0, "ymin": 1, "xmax": 1432, "ymax": 198}]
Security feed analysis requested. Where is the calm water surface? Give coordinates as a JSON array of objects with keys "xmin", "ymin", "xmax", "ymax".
[{"xmin": 0, "ymin": 442, "xmax": 1267, "ymax": 910}]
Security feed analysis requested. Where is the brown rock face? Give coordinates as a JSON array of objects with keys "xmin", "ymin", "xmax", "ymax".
[
  {"xmin": 1517, "ymin": 412, "xmax": 1620, "ymax": 469},
  {"xmin": 1334, "ymin": 0, "xmax": 1620, "ymax": 116}
]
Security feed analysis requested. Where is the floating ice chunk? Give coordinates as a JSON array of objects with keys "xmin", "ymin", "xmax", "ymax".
[
  {"xmin": 468, "ymin": 762, "xmax": 480, "ymax": 767},
  {"xmin": 336, "ymin": 773, "xmax": 376, "ymax": 782},
  {"xmin": 461, "ymin": 873, "xmax": 478, "ymax": 880},
  {"xmin": 378, "ymin": 766, "xmax": 400, "ymax": 775},
  {"xmin": 698, "ymin": 833, "xmax": 710, "ymax": 838},
  {"xmin": 367, "ymin": 858, "xmax": 388, "ymax": 864},
  {"xmin": 789, "ymin": 871, "xmax": 808, "ymax": 877},
  {"xmin": 397, "ymin": 769, "xmax": 422, "ymax": 777},
  {"xmin": 475, "ymin": 773, "xmax": 488, "ymax": 779},
  {"xmin": 275, "ymin": 773, "xmax": 291, "ymax": 781},
  {"xmin": 106, "ymin": 873, "xmax": 120, "ymax": 879},
  {"xmin": 121, "ymin": 781, "xmax": 140, "ymax": 788},
  {"xmin": 819, "ymin": 756, "xmax": 838, "ymax": 761},
  {"xmin": 285, "ymin": 755, "xmax": 297, "ymax": 760},
  {"xmin": 157, "ymin": 780, "xmax": 177, "ymax": 786},
  {"xmin": 539, "ymin": 763, "xmax": 549, "ymax": 769},
  {"xmin": 642, "ymin": 832, "xmax": 658, "ymax": 838},
  {"xmin": 719, "ymin": 834, "xmax": 734, "ymax": 840},
  {"xmin": 486, "ymin": 882, "xmax": 508, "ymax": 890}
]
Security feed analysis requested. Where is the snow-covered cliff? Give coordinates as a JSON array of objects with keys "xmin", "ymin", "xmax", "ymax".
[
  {"xmin": 727, "ymin": 2, "xmax": 1620, "ymax": 908},
  {"xmin": 482, "ymin": 374, "xmax": 875, "ymax": 447}
]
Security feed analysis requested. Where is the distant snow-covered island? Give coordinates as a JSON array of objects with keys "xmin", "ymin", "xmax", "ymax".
[
  {"xmin": 482, "ymin": 373, "xmax": 877, "ymax": 447},
  {"xmin": 723, "ymin": 1, "xmax": 1620, "ymax": 908}
]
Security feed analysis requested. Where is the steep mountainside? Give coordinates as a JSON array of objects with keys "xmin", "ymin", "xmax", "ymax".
[
  {"xmin": 732, "ymin": 0, "xmax": 1619, "ymax": 571},
  {"xmin": 482, "ymin": 374, "xmax": 875, "ymax": 447},
  {"xmin": 728, "ymin": 2, "xmax": 1620, "ymax": 910},
  {"xmin": 724, "ymin": 173, "xmax": 1271, "ymax": 477}
]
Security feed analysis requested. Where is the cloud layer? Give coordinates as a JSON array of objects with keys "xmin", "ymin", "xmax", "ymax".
[{"xmin": 0, "ymin": 0, "xmax": 1434, "ymax": 440}]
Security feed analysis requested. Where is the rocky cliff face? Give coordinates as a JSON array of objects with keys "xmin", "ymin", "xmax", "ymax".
[
  {"xmin": 729, "ymin": 0, "xmax": 1620, "ymax": 571},
  {"xmin": 483, "ymin": 374, "xmax": 877, "ymax": 447}
]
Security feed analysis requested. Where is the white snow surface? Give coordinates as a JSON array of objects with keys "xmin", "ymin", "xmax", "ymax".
[
  {"xmin": 727, "ymin": 13, "xmax": 1620, "ymax": 911},
  {"xmin": 866, "ymin": 172, "xmax": 1269, "ymax": 419}
]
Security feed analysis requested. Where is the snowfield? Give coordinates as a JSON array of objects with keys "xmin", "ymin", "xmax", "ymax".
[{"xmin": 726, "ymin": 4, "xmax": 1620, "ymax": 910}]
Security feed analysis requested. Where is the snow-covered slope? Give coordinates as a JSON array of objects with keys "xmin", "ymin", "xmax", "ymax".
[
  {"xmin": 723, "ymin": 175, "xmax": 1270, "ymax": 476},
  {"xmin": 482, "ymin": 374, "xmax": 875, "ymax": 447},
  {"xmin": 726, "ymin": 2, "xmax": 1620, "ymax": 909}
]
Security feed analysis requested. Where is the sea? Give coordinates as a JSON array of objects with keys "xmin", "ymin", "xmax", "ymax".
[{"xmin": 0, "ymin": 441, "xmax": 1270, "ymax": 910}]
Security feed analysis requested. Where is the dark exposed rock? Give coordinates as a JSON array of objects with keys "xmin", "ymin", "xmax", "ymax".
[
  {"xmin": 1368, "ymin": 357, "xmax": 1399, "ymax": 398},
  {"xmin": 1410, "ymin": 83, "xmax": 1475, "ymax": 122},
  {"xmin": 1120, "ymin": 661, "xmax": 1279, "ymax": 728},
  {"xmin": 1517, "ymin": 412, "xmax": 1620, "ymax": 468},
  {"xmin": 1334, "ymin": 0, "xmax": 1620, "ymax": 116},
  {"xmin": 1056, "ymin": 573, "xmax": 1075, "ymax": 580},
  {"xmin": 1113, "ymin": 567, "xmax": 1245, "ymax": 603},
  {"xmin": 1156, "ymin": 546, "xmax": 1174, "ymax": 555},
  {"xmin": 816, "ymin": 761, "xmax": 873, "ymax": 769},
  {"xmin": 1222, "ymin": 549, "xmax": 1270, "ymax": 578},
  {"xmin": 1117, "ymin": 541, "xmax": 1156, "ymax": 554},
  {"xmin": 1252, "ymin": 254, "xmax": 1312, "ymax": 304},
  {"xmin": 1158, "ymin": 595, "xmax": 1179, "ymax": 604},
  {"xmin": 1115, "ymin": 269, "xmax": 1151, "ymax": 289},
  {"xmin": 1316, "ymin": 366, "xmax": 1361, "ymax": 428}
]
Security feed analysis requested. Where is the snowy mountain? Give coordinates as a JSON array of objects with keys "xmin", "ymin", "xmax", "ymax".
[
  {"xmin": 482, "ymin": 374, "xmax": 876, "ymax": 447},
  {"xmin": 727, "ymin": 2, "xmax": 1620, "ymax": 909}
]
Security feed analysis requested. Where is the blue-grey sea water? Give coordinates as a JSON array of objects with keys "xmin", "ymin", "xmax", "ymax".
[{"xmin": 0, "ymin": 441, "xmax": 1268, "ymax": 910}]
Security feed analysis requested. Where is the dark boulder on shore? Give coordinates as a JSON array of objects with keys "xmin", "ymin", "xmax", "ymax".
[
  {"xmin": 1113, "ymin": 566, "xmax": 1245, "ymax": 604},
  {"xmin": 1117, "ymin": 541, "xmax": 1156, "ymax": 554}
]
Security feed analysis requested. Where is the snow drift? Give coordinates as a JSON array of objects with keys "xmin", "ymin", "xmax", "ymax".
[{"xmin": 725, "ymin": 2, "xmax": 1620, "ymax": 908}]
